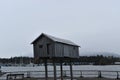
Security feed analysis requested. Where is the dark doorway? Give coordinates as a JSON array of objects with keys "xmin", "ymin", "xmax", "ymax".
[{"xmin": 47, "ymin": 44, "xmax": 50, "ymax": 55}]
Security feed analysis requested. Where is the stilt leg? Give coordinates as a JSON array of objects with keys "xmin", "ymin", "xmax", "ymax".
[
  {"xmin": 53, "ymin": 60, "xmax": 56, "ymax": 80},
  {"xmin": 70, "ymin": 59, "xmax": 73, "ymax": 80},
  {"xmin": 60, "ymin": 60, "xmax": 63, "ymax": 80},
  {"xmin": 44, "ymin": 59, "xmax": 48, "ymax": 80}
]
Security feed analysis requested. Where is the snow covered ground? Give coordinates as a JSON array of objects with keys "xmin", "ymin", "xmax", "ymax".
[
  {"xmin": 0, "ymin": 65, "xmax": 120, "ymax": 80},
  {"xmin": 1, "ymin": 65, "xmax": 120, "ymax": 72}
]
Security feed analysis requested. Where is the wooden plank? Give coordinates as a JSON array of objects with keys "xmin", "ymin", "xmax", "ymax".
[
  {"xmin": 44, "ymin": 59, "xmax": 48, "ymax": 80},
  {"xmin": 60, "ymin": 60, "xmax": 63, "ymax": 80},
  {"xmin": 53, "ymin": 60, "xmax": 56, "ymax": 80},
  {"xmin": 70, "ymin": 59, "xmax": 73, "ymax": 80}
]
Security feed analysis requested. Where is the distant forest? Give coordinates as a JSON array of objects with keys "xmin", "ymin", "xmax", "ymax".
[
  {"xmin": 78, "ymin": 55, "xmax": 120, "ymax": 65},
  {"xmin": 0, "ymin": 55, "xmax": 120, "ymax": 65}
]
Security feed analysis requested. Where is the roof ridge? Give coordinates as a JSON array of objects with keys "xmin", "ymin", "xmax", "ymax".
[
  {"xmin": 43, "ymin": 33, "xmax": 79, "ymax": 46},
  {"xmin": 32, "ymin": 33, "xmax": 79, "ymax": 47}
]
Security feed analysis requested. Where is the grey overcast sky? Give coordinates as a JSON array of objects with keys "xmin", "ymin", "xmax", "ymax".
[{"xmin": 0, "ymin": 0, "xmax": 120, "ymax": 58}]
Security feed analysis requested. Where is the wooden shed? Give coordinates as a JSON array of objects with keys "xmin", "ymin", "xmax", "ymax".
[
  {"xmin": 31, "ymin": 33, "xmax": 80, "ymax": 80},
  {"xmin": 31, "ymin": 33, "xmax": 79, "ymax": 59}
]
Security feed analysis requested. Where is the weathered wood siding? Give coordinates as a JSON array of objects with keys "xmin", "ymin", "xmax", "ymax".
[
  {"xmin": 55, "ymin": 43, "xmax": 64, "ymax": 57},
  {"xmin": 63, "ymin": 44, "xmax": 79, "ymax": 58},
  {"xmin": 33, "ymin": 34, "xmax": 79, "ymax": 58},
  {"xmin": 33, "ymin": 36, "xmax": 55, "ymax": 58},
  {"xmin": 55, "ymin": 43, "xmax": 79, "ymax": 58},
  {"xmin": 63, "ymin": 45, "xmax": 70, "ymax": 57}
]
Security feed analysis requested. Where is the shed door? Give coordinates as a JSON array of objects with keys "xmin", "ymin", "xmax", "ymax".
[
  {"xmin": 47, "ymin": 44, "xmax": 51, "ymax": 55},
  {"xmin": 39, "ymin": 45, "xmax": 44, "ymax": 57}
]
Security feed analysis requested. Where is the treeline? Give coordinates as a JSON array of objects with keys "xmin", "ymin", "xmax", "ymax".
[
  {"xmin": 0, "ymin": 57, "xmax": 33, "ymax": 64},
  {"xmin": 78, "ymin": 55, "xmax": 120, "ymax": 65},
  {"xmin": 0, "ymin": 55, "xmax": 120, "ymax": 65}
]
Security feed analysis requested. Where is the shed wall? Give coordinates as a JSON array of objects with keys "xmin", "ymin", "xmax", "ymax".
[
  {"xmin": 33, "ymin": 36, "xmax": 55, "ymax": 58},
  {"xmin": 55, "ymin": 43, "xmax": 79, "ymax": 58},
  {"xmin": 55, "ymin": 43, "xmax": 64, "ymax": 57}
]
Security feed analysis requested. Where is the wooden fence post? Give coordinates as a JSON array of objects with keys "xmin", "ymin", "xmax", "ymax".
[
  {"xmin": 117, "ymin": 71, "xmax": 119, "ymax": 79},
  {"xmin": 27, "ymin": 71, "xmax": 30, "ymax": 78},
  {"xmin": 98, "ymin": 71, "xmax": 102, "ymax": 78},
  {"xmin": 80, "ymin": 71, "xmax": 83, "ymax": 78}
]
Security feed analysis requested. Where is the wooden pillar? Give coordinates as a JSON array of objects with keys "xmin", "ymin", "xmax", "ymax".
[
  {"xmin": 70, "ymin": 59, "xmax": 73, "ymax": 80},
  {"xmin": 117, "ymin": 71, "xmax": 119, "ymax": 79},
  {"xmin": 53, "ymin": 59, "xmax": 56, "ymax": 80},
  {"xmin": 44, "ymin": 59, "xmax": 48, "ymax": 80},
  {"xmin": 60, "ymin": 60, "xmax": 63, "ymax": 80}
]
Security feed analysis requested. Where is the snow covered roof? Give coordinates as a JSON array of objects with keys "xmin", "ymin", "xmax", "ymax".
[{"xmin": 31, "ymin": 33, "xmax": 79, "ymax": 47}]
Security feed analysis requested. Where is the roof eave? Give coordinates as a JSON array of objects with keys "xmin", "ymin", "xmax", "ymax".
[
  {"xmin": 31, "ymin": 33, "xmax": 55, "ymax": 44},
  {"xmin": 55, "ymin": 41, "xmax": 80, "ymax": 47}
]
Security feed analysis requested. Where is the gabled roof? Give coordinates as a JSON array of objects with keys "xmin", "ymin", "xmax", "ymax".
[{"xmin": 31, "ymin": 33, "xmax": 79, "ymax": 47}]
